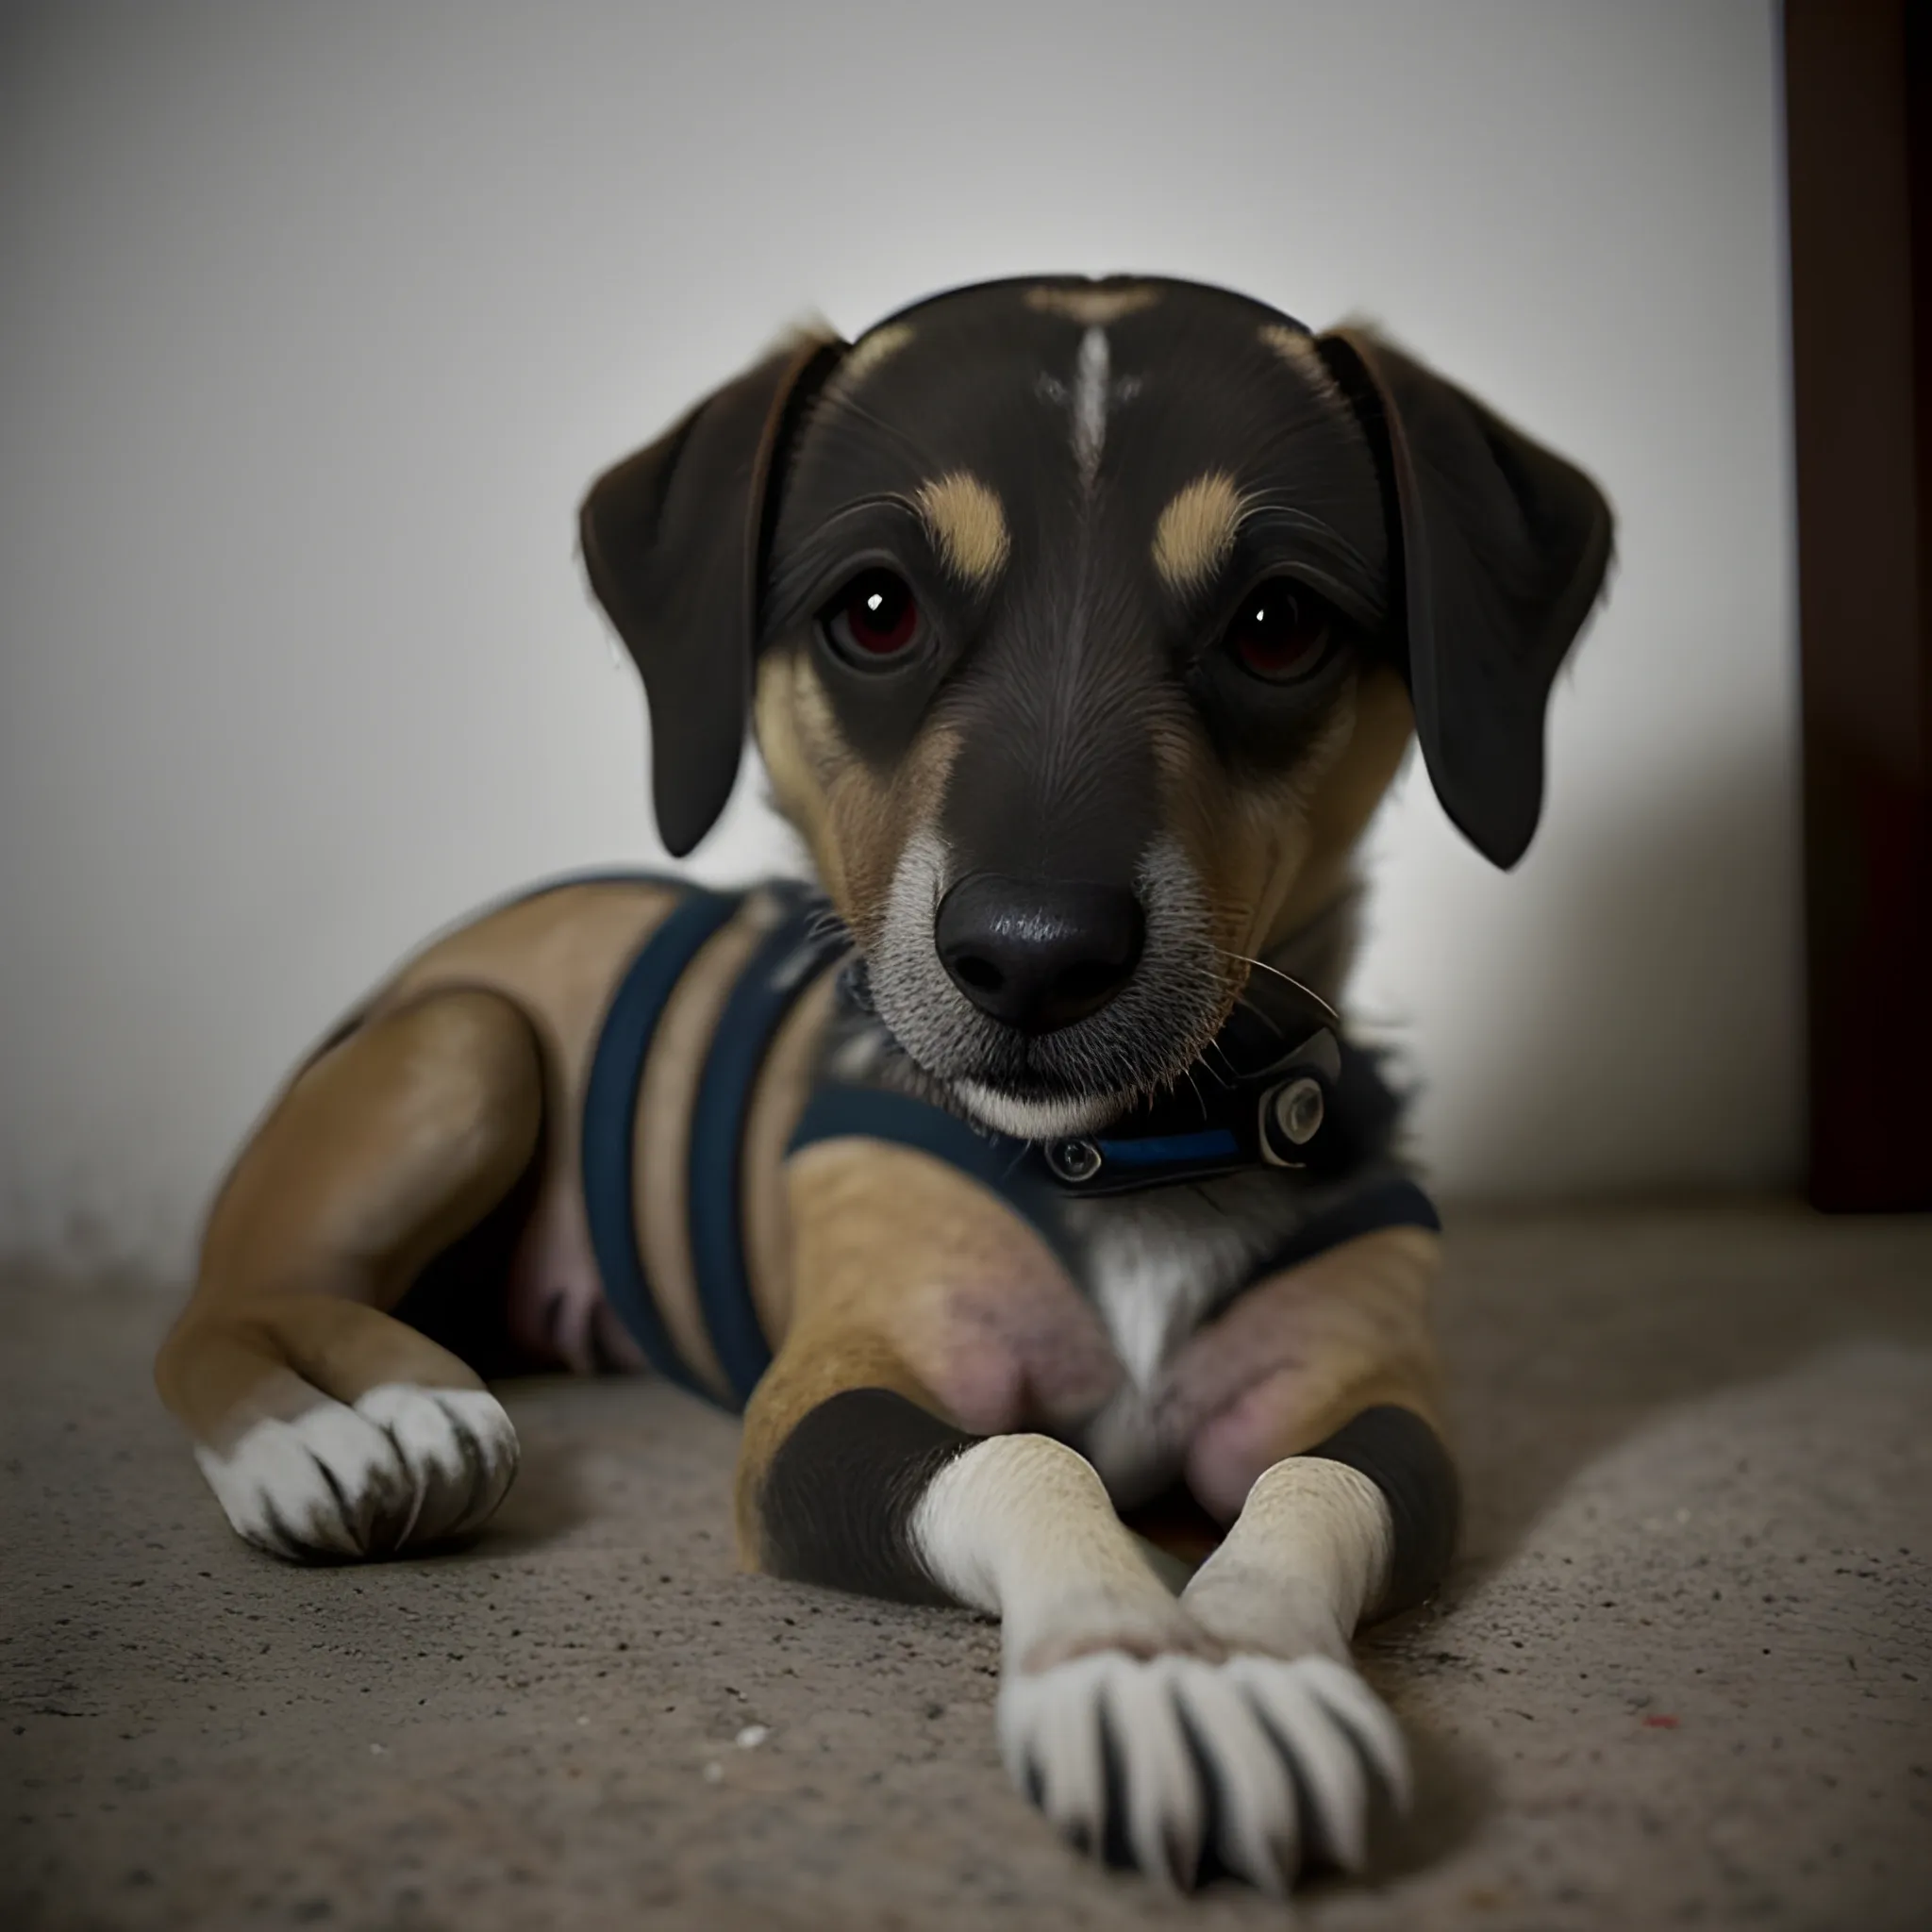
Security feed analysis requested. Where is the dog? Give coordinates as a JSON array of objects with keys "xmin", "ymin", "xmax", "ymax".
[{"xmin": 155, "ymin": 275, "xmax": 1611, "ymax": 1893}]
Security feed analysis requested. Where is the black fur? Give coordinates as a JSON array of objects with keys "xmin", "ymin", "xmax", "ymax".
[
  {"xmin": 578, "ymin": 333, "xmax": 842, "ymax": 858},
  {"xmin": 758, "ymin": 1387, "xmax": 978, "ymax": 1605},
  {"xmin": 579, "ymin": 275, "xmax": 1611, "ymax": 875},
  {"xmin": 769, "ymin": 279, "xmax": 1387, "ymax": 891},
  {"xmin": 1317, "ymin": 327, "xmax": 1615, "ymax": 868},
  {"xmin": 1305, "ymin": 1405, "xmax": 1461, "ymax": 1615}
]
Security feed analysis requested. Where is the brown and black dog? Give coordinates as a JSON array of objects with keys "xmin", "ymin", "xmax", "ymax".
[{"xmin": 156, "ymin": 276, "xmax": 1610, "ymax": 1893}]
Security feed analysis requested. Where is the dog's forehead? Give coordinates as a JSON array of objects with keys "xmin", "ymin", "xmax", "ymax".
[{"xmin": 781, "ymin": 277, "xmax": 1380, "ymax": 559}]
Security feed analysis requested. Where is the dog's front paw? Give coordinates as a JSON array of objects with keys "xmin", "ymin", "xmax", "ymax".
[
  {"xmin": 998, "ymin": 1650, "xmax": 1408, "ymax": 1892},
  {"xmin": 194, "ymin": 1384, "xmax": 519, "ymax": 1561}
]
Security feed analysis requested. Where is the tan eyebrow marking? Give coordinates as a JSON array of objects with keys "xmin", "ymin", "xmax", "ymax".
[
  {"xmin": 1024, "ymin": 284, "xmax": 1159, "ymax": 326},
  {"xmin": 1152, "ymin": 472, "xmax": 1248, "ymax": 591},
  {"xmin": 1258, "ymin": 323, "xmax": 1347, "ymax": 407},
  {"xmin": 914, "ymin": 472, "xmax": 1011, "ymax": 589},
  {"xmin": 822, "ymin": 323, "xmax": 915, "ymax": 406}
]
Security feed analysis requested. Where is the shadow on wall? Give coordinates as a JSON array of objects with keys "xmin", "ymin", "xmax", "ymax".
[{"xmin": 1380, "ymin": 732, "xmax": 1802, "ymax": 1201}]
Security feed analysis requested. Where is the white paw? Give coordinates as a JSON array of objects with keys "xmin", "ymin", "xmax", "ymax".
[
  {"xmin": 195, "ymin": 1384, "xmax": 519, "ymax": 1562},
  {"xmin": 997, "ymin": 1650, "xmax": 1408, "ymax": 1892}
]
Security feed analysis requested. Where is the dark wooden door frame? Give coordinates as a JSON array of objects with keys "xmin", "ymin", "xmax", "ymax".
[{"xmin": 1785, "ymin": 0, "xmax": 1932, "ymax": 1210}]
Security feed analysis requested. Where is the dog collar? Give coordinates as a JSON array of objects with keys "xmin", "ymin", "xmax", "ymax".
[
  {"xmin": 1012, "ymin": 1021, "xmax": 1345, "ymax": 1197},
  {"xmin": 794, "ymin": 974, "xmax": 1394, "ymax": 1201}
]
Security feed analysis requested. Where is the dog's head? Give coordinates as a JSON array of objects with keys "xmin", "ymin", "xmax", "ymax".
[{"xmin": 582, "ymin": 277, "xmax": 1611, "ymax": 1137}]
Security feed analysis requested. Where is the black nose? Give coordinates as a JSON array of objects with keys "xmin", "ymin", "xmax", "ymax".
[{"xmin": 934, "ymin": 874, "xmax": 1145, "ymax": 1035}]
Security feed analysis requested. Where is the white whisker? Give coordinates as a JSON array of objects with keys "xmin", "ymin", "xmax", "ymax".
[{"xmin": 1217, "ymin": 948, "xmax": 1341, "ymax": 1025}]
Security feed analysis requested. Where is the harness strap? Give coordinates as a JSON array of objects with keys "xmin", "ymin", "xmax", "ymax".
[
  {"xmin": 588, "ymin": 884, "xmax": 1440, "ymax": 1400},
  {"xmin": 790, "ymin": 1085, "xmax": 1441, "ymax": 1280},
  {"xmin": 687, "ymin": 893, "xmax": 843, "ymax": 1406},
  {"xmin": 582, "ymin": 890, "xmax": 741, "ymax": 1398},
  {"xmin": 1248, "ymin": 1175, "xmax": 1441, "ymax": 1277},
  {"xmin": 789, "ymin": 1084, "xmax": 1048, "ymax": 1204}
]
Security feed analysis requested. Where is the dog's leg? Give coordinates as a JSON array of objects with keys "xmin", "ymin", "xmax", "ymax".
[
  {"xmin": 737, "ymin": 1142, "xmax": 1415, "ymax": 1890},
  {"xmin": 156, "ymin": 989, "xmax": 542, "ymax": 1560},
  {"xmin": 1131, "ymin": 1226, "xmax": 1458, "ymax": 1861},
  {"xmin": 917, "ymin": 1431, "xmax": 1424, "ymax": 1890}
]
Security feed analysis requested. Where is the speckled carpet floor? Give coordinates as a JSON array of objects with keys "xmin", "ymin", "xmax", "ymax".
[{"xmin": 5, "ymin": 1201, "xmax": 1930, "ymax": 1931}]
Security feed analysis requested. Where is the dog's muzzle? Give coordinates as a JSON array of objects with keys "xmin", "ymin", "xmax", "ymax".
[{"xmin": 863, "ymin": 830, "xmax": 1226, "ymax": 1137}]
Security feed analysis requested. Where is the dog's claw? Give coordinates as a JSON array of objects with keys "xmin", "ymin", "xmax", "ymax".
[
  {"xmin": 1108, "ymin": 1664, "xmax": 1203, "ymax": 1889},
  {"xmin": 1302, "ymin": 1653, "xmax": 1413, "ymax": 1813},
  {"xmin": 1234, "ymin": 1657, "xmax": 1367, "ymax": 1870},
  {"xmin": 998, "ymin": 1649, "xmax": 1406, "ymax": 1891},
  {"xmin": 195, "ymin": 1383, "xmax": 519, "ymax": 1561}
]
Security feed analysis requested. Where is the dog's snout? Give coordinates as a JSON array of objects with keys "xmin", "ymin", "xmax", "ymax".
[{"xmin": 934, "ymin": 874, "xmax": 1144, "ymax": 1035}]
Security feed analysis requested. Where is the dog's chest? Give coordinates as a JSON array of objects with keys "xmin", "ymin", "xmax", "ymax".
[
  {"xmin": 1074, "ymin": 1190, "xmax": 1266, "ymax": 1385},
  {"xmin": 1052, "ymin": 1175, "xmax": 1319, "ymax": 1506}
]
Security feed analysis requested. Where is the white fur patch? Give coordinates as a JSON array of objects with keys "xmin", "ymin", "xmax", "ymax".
[
  {"xmin": 1181, "ymin": 1456, "xmax": 1394, "ymax": 1659},
  {"xmin": 999, "ymin": 1650, "xmax": 1407, "ymax": 1890},
  {"xmin": 909, "ymin": 1435, "xmax": 1191, "ymax": 1665},
  {"xmin": 1093, "ymin": 1224, "xmax": 1222, "ymax": 1394},
  {"xmin": 1073, "ymin": 327, "xmax": 1109, "ymax": 486},
  {"xmin": 950, "ymin": 1081, "xmax": 1116, "ymax": 1140},
  {"xmin": 195, "ymin": 1384, "xmax": 519, "ymax": 1562},
  {"xmin": 908, "ymin": 1433, "xmax": 1409, "ymax": 1889}
]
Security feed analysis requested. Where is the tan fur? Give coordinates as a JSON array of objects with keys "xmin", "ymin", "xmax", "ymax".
[
  {"xmin": 820, "ymin": 323, "xmax": 913, "ymax": 406},
  {"xmin": 633, "ymin": 901, "xmax": 777, "ymax": 1404},
  {"xmin": 1149, "ymin": 677, "xmax": 1352, "ymax": 997},
  {"xmin": 1151, "ymin": 471, "xmax": 1247, "ymax": 591},
  {"xmin": 1141, "ymin": 661, "xmax": 1416, "ymax": 1037},
  {"xmin": 1024, "ymin": 284, "xmax": 1159, "ymax": 325},
  {"xmin": 1172, "ymin": 1226, "xmax": 1445, "ymax": 1519},
  {"xmin": 1268, "ymin": 667, "xmax": 1416, "ymax": 947},
  {"xmin": 738, "ymin": 967, "xmax": 841, "ymax": 1347},
  {"xmin": 755, "ymin": 646, "xmax": 959, "ymax": 949},
  {"xmin": 194, "ymin": 989, "xmax": 542, "ymax": 1308},
  {"xmin": 735, "ymin": 1139, "xmax": 1083, "ymax": 1559},
  {"xmin": 157, "ymin": 988, "xmax": 543, "ymax": 1447},
  {"xmin": 157, "ymin": 1295, "xmax": 492, "ymax": 1453},
  {"xmin": 1258, "ymin": 323, "xmax": 1347, "ymax": 410},
  {"xmin": 376, "ymin": 881, "xmax": 684, "ymax": 1190},
  {"xmin": 915, "ymin": 472, "xmax": 1010, "ymax": 589},
  {"xmin": 161, "ymin": 884, "xmax": 690, "ymax": 1435},
  {"xmin": 755, "ymin": 649, "xmax": 843, "ymax": 895}
]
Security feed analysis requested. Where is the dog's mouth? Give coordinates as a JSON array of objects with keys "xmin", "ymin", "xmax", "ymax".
[
  {"xmin": 950, "ymin": 1075, "xmax": 1127, "ymax": 1141},
  {"xmin": 882, "ymin": 996, "xmax": 1231, "ymax": 1140}
]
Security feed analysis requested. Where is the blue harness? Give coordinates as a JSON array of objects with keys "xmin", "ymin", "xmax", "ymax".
[{"xmin": 581, "ymin": 881, "xmax": 1439, "ymax": 1413}]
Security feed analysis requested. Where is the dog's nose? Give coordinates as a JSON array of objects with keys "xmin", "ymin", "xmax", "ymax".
[{"xmin": 934, "ymin": 874, "xmax": 1145, "ymax": 1035}]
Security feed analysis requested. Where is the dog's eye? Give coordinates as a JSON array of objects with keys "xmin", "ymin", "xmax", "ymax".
[
  {"xmin": 1223, "ymin": 579, "xmax": 1333, "ymax": 682},
  {"xmin": 820, "ymin": 569, "xmax": 924, "ymax": 663}
]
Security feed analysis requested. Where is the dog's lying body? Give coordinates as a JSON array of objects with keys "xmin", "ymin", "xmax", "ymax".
[{"xmin": 157, "ymin": 276, "xmax": 1610, "ymax": 1892}]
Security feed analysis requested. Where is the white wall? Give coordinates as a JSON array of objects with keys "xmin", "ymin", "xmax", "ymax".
[{"xmin": 0, "ymin": 0, "xmax": 1798, "ymax": 1278}]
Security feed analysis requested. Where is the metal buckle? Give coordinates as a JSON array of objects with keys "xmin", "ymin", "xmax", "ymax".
[
  {"xmin": 1044, "ymin": 1138, "xmax": 1104, "ymax": 1183},
  {"xmin": 1257, "ymin": 1028, "xmax": 1339, "ymax": 1168}
]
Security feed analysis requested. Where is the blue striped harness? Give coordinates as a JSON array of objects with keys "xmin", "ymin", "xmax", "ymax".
[{"xmin": 581, "ymin": 882, "xmax": 1439, "ymax": 1413}]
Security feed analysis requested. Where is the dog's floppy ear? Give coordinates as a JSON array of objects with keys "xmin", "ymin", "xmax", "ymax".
[
  {"xmin": 1317, "ymin": 326, "xmax": 1613, "ymax": 869},
  {"xmin": 579, "ymin": 330, "xmax": 843, "ymax": 858}
]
